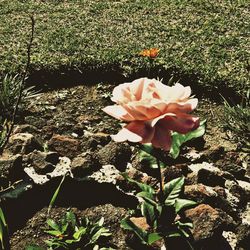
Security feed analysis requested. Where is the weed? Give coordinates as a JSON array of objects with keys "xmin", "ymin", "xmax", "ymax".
[
  {"xmin": 222, "ymin": 90, "xmax": 250, "ymax": 151},
  {"xmin": 45, "ymin": 210, "xmax": 113, "ymax": 250}
]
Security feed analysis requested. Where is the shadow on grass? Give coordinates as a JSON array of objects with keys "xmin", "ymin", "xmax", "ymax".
[{"xmin": 27, "ymin": 64, "xmax": 242, "ymax": 103}]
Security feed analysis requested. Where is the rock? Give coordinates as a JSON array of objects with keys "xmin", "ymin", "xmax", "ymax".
[
  {"xmin": 236, "ymin": 224, "xmax": 250, "ymax": 249},
  {"xmin": 185, "ymin": 172, "xmax": 198, "ymax": 185},
  {"xmin": 24, "ymin": 116, "xmax": 47, "ymax": 129},
  {"xmin": 198, "ymin": 168, "xmax": 226, "ymax": 187},
  {"xmin": 202, "ymin": 146, "xmax": 225, "ymax": 161},
  {"xmin": 116, "ymin": 164, "xmax": 157, "ymax": 192},
  {"xmin": 7, "ymin": 133, "xmax": 43, "ymax": 154},
  {"xmin": 24, "ymin": 156, "xmax": 71, "ymax": 185},
  {"xmin": 220, "ymin": 163, "xmax": 246, "ymax": 180},
  {"xmin": 185, "ymin": 204, "xmax": 235, "ymax": 242},
  {"xmin": 89, "ymin": 165, "xmax": 120, "ymax": 184},
  {"xmin": 130, "ymin": 217, "xmax": 150, "ymax": 231},
  {"xmin": 0, "ymin": 154, "xmax": 23, "ymax": 183},
  {"xmin": 71, "ymin": 152, "xmax": 101, "ymax": 178},
  {"xmin": 25, "ymin": 150, "xmax": 59, "ymax": 174},
  {"xmin": 13, "ymin": 124, "xmax": 40, "ymax": 135},
  {"xmin": 225, "ymin": 180, "xmax": 250, "ymax": 201},
  {"xmin": 189, "ymin": 162, "xmax": 226, "ymax": 187},
  {"xmin": 162, "ymin": 164, "xmax": 190, "ymax": 183},
  {"xmin": 96, "ymin": 142, "xmax": 132, "ymax": 171},
  {"xmin": 48, "ymin": 134, "xmax": 80, "ymax": 158},
  {"xmin": 184, "ymin": 184, "xmax": 239, "ymax": 221},
  {"xmin": 81, "ymin": 131, "xmax": 111, "ymax": 151},
  {"xmin": 227, "ymin": 182, "xmax": 248, "ymax": 207}
]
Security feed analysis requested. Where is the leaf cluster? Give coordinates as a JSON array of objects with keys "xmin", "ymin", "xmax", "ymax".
[
  {"xmin": 44, "ymin": 210, "xmax": 112, "ymax": 250},
  {"xmin": 139, "ymin": 120, "xmax": 206, "ymax": 164},
  {"xmin": 0, "ymin": 74, "xmax": 21, "ymax": 120},
  {"xmin": 121, "ymin": 175, "xmax": 196, "ymax": 247}
]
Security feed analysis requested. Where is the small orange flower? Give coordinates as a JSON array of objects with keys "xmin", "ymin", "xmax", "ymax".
[{"xmin": 139, "ymin": 48, "xmax": 160, "ymax": 59}]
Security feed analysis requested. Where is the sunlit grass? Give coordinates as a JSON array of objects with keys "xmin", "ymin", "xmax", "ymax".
[{"xmin": 0, "ymin": 0, "xmax": 249, "ymax": 95}]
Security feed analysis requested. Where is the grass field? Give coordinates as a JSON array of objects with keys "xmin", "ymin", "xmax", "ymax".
[{"xmin": 0, "ymin": 0, "xmax": 249, "ymax": 96}]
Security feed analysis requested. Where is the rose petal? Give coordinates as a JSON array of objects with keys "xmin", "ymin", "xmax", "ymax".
[
  {"xmin": 151, "ymin": 120, "xmax": 172, "ymax": 151},
  {"xmin": 112, "ymin": 121, "xmax": 155, "ymax": 143},
  {"xmin": 102, "ymin": 105, "xmax": 135, "ymax": 121},
  {"xmin": 164, "ymin": 99, "xmax": 198, "ymax": 113},
  {"xmin": 163, "ymin": 113, "xmax": 200, "ymax": 134}
]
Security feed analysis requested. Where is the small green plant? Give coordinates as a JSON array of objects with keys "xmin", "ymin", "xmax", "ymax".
[
  {"xmin": 222, "ymin": 90, "xmax": 250, "ymax": 151},
  {"xmin": 121, "ymin": 175, "xmax": 196, "ymax": 249},
  {"xmin": 45, "ymin": 210, "xmax": 112, "ymax": 250},
  {"xmin": 47, "ymin": 175, "xmax": 66, "ymax": 216},
  {"xmin": 0, "ymin": 74, "xmax": 21, "ymax": 120},
  {"xmin": 0, "ymin": 207, "xmax": 10, "ymax": 250}
]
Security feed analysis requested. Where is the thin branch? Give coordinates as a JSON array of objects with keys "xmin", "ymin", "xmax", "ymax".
[{"xmin": 0, "ymin": 15, "xmax": 35, "ymax": 153}]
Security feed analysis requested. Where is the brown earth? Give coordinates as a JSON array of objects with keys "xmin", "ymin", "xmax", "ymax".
[{"xmin": 3, "ymin": 82, "xmax": 248, "ymax": 250}]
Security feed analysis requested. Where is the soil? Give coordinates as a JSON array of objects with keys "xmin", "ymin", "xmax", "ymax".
[{"xmin": 2, "ymin": 82, "xmax": 248, "ymax": 249}]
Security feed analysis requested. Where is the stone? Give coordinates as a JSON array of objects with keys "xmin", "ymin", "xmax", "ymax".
[
  {"xmin": 13, "ymin": 124, "xmax": 40, "ymax": 135},
  {"xmin": 130, "ymin": 217, "xmax": 150, "ymax": 231},
  {"xmin": 189, "ymin": 162, "xmax": 226, "ymax": 187},
  {"xmin": 89, "ymin": 165, "xmax": 120, "ymax": 184},
  {"xmin": 162, "ymin": 164, "xmax": 190, "ymax": 183},
  {"xmin": 96, "ymin": 141, "xmax": 132, "ymax": 171},
  {"xmin": 236, "ymin": 224, "xmax": 250, "ymax": 249},
  {"xmin": 7, "ymin": 133, "xmax": 43, "ymax": 154},
  {"xmin": 185, "ymin": 204, "xmax": 235, "ymax": 242},
  {"xmin": 26, "ymin": 150, "xmax": 59, "ymax": 174},
  {"xmin": 0, "ymin": 154, "xmax": 23, "ymax": 183},
  {"xmin": 71, "ymin": 152, "xmax": 101, "ymax": 177},
  {"xmin": 24, "ymin": 156, "xmax": 71, "ymax": 185},
  {"xmin": 184, "ymin": 184, "xmax": 239, "ymax": 221},
  {"xmin": 198, "ymin": 168, "xmax": 226, "ymax": 187},
  {"xmin": 220, "ymin": 163, "xmax": 246, "ymax": 180},
  {"xmin": 48, "ymin": 134, "xmax": 80, "ymax": 158}
]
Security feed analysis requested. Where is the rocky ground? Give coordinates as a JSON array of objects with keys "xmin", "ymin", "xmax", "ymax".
[{"xmin": 0, "ymin": 83, "xmax": 249, "ymax": 249}]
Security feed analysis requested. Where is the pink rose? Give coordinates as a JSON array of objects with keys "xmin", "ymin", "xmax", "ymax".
[{"xmin": 103, "ymin": 78, "xmax": 199, "ymax": 151}]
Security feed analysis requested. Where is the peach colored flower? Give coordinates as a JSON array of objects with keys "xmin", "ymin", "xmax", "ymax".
[
  {"xmin": 103, "ymin": 78, "xmax": 199, "ymax": 151},
  {"xmin": 139, "ymin": 48, "xmax": 160, "ymax": 58}
]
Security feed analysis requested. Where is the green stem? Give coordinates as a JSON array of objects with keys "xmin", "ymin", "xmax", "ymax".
[{"xmin": 155, "ymin": 151, "xmax": 164, "ymax": 203}]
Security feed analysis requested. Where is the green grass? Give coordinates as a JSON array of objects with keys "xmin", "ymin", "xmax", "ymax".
[{"xmin": 0, "ymin": 0, "xmax": 249, "ymax": 95}]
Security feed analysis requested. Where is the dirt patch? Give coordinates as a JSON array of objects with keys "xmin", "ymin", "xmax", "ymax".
[{"xmin": 1, "ymin": 82, "xmax": 248, "ymax": 250}]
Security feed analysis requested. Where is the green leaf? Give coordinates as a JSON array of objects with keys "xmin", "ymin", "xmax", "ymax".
[
  {"xmin": 98, "ymin": 217, "xmax": 104, "ymax": 227},
  {"xmin": 65, "ymin": 210, "xmax": 76, "ymax": 229},
  {"xmin": 175, "ymin": 199, "xmax": 197, "ymax": 213},
  {"xmin": 139, "ymin": 146, "xmax": 165, "ymax": 169},
  {"xmin": 91, "ymin": 228, "xmax": 110, "ymax": 243},
  {"xmin": 121, "ymin": 173, "xmax": 155, "ymax": 194},
  {"xmin": 169, "ymin": 120, "xmax": 206, "ymax": 159},
  {"xmin": 47, "ymin": 219, "xmax": 60, "ymax": 231},
  {"xmin": 44, "ymin": 230, "xmax": 62, "ymax": 237},
  {"xmin": 73, "ymin": 227, "xmax": 86, "ymax": 240},
  {"xmin": 120, "ymin": 218, "xmax": 148, "ymax": 244},
  {"xmin": 175, "ymin": 220, "xmax": 193, "ymax": 229},
  {"xmin": 137, "ymin": 193, "xmax": 158, "ymax": 207},
  {"xmin": 48, "ymin": 175, "xmax": 66, "ymax": 215},
  {"xmin": 141, "ymin": 202, "xmax": 157, "ymax": 227},
  {"xmin": 163, "ymin": 177, "xmax": 184, "ymax": 205},
  {"xmin": 147, "ymin": 232, "xmax": 162, "ymax": 245},
  {"xmin": 25, "ymin": 245, "xmax": 46, "ymax": 250},
  {"xmin": 137, "ymin": 191, "xmax": 155, "ymax": 201},
  {"xmin": 165, "ymin": 231, "xmax": 182, "ymax": 238},
  {"xmin": 0, "ymin": 208, "xmax": 9, "ymax": 250}
]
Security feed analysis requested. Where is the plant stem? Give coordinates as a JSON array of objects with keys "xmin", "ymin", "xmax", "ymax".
[
  {"xmin": 155, "ymin": 150, "xmax": 164, "ymax": 203},
  {"xmin": 0, "ymin": 16, "xmax": 35, "ymax": 154}
]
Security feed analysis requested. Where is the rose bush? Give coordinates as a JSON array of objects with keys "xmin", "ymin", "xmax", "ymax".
[{"xmin": 103, "ymin": 78, "xmax": 199, "ymax": 150}]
